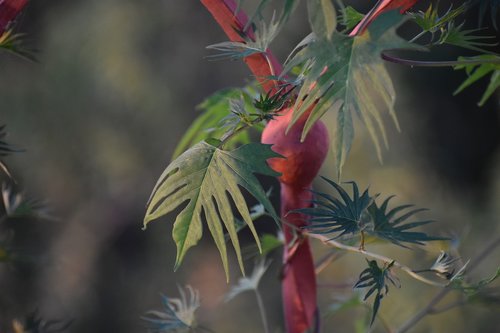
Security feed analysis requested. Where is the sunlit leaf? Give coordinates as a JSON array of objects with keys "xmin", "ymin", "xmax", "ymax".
[
  {"xmin": 454, "ymin": 55, "xmax": 500, "ymax": 106},
  {"xmin": 144, "ymin": 140, "xmax": 281, "ymax": 280},
  {"xmin": 366, "ymin": 196, "xmax": 446, "ymax": 248},
  {"xmin": 354, "ymin": 260, "xmax": 400, "ymax": 325},
  {"xmin": 142, "ymin": 286, "xmax": 200, "ymax": 333},
  {"xmin": 282, "ymin": 11, "xmax": 425, "ymax": 177},
  {"xmin": 298, "ymin": 177, "xmax": 372, "ymax": 239}
]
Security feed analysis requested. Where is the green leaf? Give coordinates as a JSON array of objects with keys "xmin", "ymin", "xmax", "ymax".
[
  {"xmin": 298, "ymin": 177, "xmax": 372, "ymax": 239},
  {"xmin": 0, "ymin": 31, "xmax": 36, "ymax": 61},
  {"xmin": 307, "ymin": 0, "xmax": 337, "ymax": 40},
  {"xmin": 454, "ymin": 55, "xmax": 500, "ymax": 106},
  {"xmin": 339, "ymin": 6, "xmax": 365, "ymax": 31},
  {"xmin": 354, "ymin": 260, "xmax": 400, "ymax": 326},
  {"xmin": 366, "ymin": 196, "xmax": 447, "ymax": 248},
  {"xmin": 172, "ymin": 88, "xmax": 258, "ymax": 160},
  {"xmin": 260, "ymin": 233, "xmax": 283, "ymax": 256},
  {"xmin": 411, "ymin": 2, "xmax": 467, "ymax": 35},
  {"xmin": 283, "ymin": 10, "xmax": 425, "ymax": 177},
  {"xmin": 144, "ymin": 141, "xmax": 281, "ymax": 280},
  {"xmin": 438, "ymin": 21, "xmax": 497, "ymax": 53}
]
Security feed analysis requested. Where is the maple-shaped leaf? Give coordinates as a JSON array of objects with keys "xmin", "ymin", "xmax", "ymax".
[
  {"xmin": 366, "ymin": 196, "xmax": 446, "ymax": 248},
  {"xmin": 283, "ymin": 10, "xmax": 425, "ymax": 177},
  {"xmin": 144, "ymin": 140, "xmax": 280, "ymax": 280}
]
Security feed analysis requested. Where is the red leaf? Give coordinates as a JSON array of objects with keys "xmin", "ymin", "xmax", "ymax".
[
  {"xmin": 350, "ymin": 0, "xmax": 419, "ymax": 36},
  {"xmin": 0, "ymin": 0, "xmax": 29, "ymax": 35}
]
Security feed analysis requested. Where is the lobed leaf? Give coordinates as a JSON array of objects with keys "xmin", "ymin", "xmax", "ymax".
[
  {"xmin": 144, "ymin": 140, "xmax": 281, "ymax": 280},
  {"xmin": 282, "ymin": 11, "xmax": 425, "ymax": 177},
  {"xmin": 299, "ymin": 177, "xmax": 372, "ymax": 239}
]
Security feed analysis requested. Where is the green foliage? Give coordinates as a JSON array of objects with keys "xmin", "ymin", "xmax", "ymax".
[
  {"xmin": 142, "ymin": 285, "xmax": 200, "ymax": 333},
  {"xmin": 367, "ymin": 196, "xmax": 446, "ymax": 248},
  {"xmin": 0, "ymin": 31, "xmax": 35, "ymax": 61},
  {"xmin": 171, "ymin": 88, "xmax": 258, "ymax": 159},
  {"xmin": 144, "ymin": 140, "xmax": 281, "ymax": 280},
  {"xmin": 339, "ymin": 6, "xmax": 364, "ymax": 31},
  {"xmin": 298, "ymin": 177, "xmax": 372, "ymax": 238},
  {"xmin": 437, "ymin": 22, "xmax": 497, "ymax": 53},
  {"xmin": 300, "ymin": 178, "xmax": 444, "ymax": 248},
  {"xmin": 282, "ymin": 11, "xmax": 425, "ymax": 177},
  {"xmin": 307, "ymin": 0, "xmax": 337, "ymax": 40},
  {"xmin": 411, "ymin": 2, "xmax": 468, "ymax": 37},
  {"xmin": 354, "ymin": 260, "xmax": 400, "ymax": 325},
  {"xmin": 454, "ymin": 55, "xmax": 500, "ymax": 106}
]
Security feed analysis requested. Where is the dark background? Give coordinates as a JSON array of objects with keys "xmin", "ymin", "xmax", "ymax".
[{"xmin": 1, "ymin": 0, "xmax": 499, "ymax": 332}]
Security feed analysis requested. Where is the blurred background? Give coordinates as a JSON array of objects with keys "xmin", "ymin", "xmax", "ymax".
[{"xmin": 0, "ymin": 0, "xmax": 499, "ymax": 332}]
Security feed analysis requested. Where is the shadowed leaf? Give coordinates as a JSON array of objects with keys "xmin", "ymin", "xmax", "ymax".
[
  {"xmin": 366, "ymin": 196, "xmax": 447, "ymax": 247},
  {"xmin": 354, "ymin": 260, "xmax": 400, "ymax": 325}
]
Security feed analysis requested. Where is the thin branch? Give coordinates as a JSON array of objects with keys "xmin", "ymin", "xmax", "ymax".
[
  {"xmin": 308, "ymin": 232, "xmax": 448, "ymax": 287},
  {"xmin": 395, "ymin": 236, "xmax": 500, "ymax": 333},
  {"xmin": 381, "ymin": 52, "xmax": 500, "ymax": 67},
  {"xmin": 254, "ymin": 289, "xmax": 270, "ymax": 333}
]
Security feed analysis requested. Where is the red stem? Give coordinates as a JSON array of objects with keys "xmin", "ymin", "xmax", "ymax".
[
  {"xmin": 201, "ymin": 0, "xmax": 284, "ymax": 94},
  {"xmin": 200, "ymin": 1, "xmax": 319, "ymax": 332}
]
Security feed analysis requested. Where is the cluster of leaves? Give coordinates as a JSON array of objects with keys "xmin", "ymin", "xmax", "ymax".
[
  {"xmin": 299, "ymin": 177, "xmax": 445, "ymax": 248},
  {"xmin": 299, "ymin": 178, "xmax": 448, "ymax": 323}
]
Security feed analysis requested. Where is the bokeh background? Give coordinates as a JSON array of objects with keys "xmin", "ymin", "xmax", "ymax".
[{"xmin": 1, "ymin": 0, "xmax": 499, "ymax": 332}]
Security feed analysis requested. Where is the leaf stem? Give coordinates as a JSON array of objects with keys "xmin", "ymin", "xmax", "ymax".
[
  {"xmin": 395, "ymin": 236, "xmax": 500, "ymax": 333},
  {"xmin": 308, "ymin": 233, "xmax": 447, "ymax": 287},
  {"xmin": 408, "ymin": 31, "xmax": 428, "ymax": 44},
  {"xmin": 381, "ymin": 52, "xmax": 500, "ymax": 67},
  {"xmin": 254, "ymin": 289, "xmax": 270, "ymax": 333}
]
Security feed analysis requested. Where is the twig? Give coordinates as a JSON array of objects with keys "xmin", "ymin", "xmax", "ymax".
[
  {"xmin": 254, "ymin": 289, "xmax": 270, "ymax": 333},
  {"xmin": 308, "ymin": 233, "xmax": 448, "ymax": 287},
  {"xmin": 381, "ymin": 52, "xmax": 500, "ymax": 67},
  {"xmin": 395, "ymin": 236, "xmax": 500, "ymax": 333}
]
